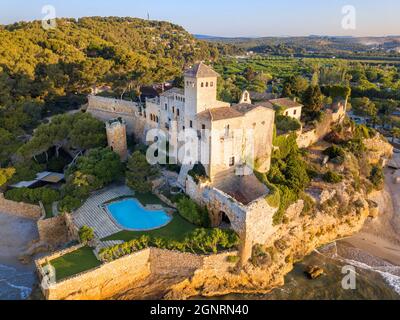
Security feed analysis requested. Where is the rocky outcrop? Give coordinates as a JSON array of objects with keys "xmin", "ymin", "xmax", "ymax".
[{"xmin": 163, "ymin": 135, "xmax": 393, "ymax": 299}]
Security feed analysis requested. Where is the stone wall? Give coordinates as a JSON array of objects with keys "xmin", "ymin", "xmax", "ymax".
[
  {"xmin": 37, "ymin": 215, "xmax": 70, "ymax": 247},
  {"xmin": 297, "ymin": 104, "xmax": 346, "ymax": 149},
  {"xmin": 0, "ymin": 193, "xmax": 42, "ymax": 220},
  {"xmin": 86, "ymin": 95, "xmax": 149, "ymax": 143},
  {"xmin": 185, "ymin": 176, "xmax": 276, "ymax": 264},
  {"xmin": 39, "ymin": 248, "xmax": 152, "ymax": 300},
  {"xmin": 38, "ymin": 247, "xmax": 221, "ymax": 300}
]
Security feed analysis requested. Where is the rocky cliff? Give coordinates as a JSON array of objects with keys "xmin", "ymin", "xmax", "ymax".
[{"xmin": 164, "ymin": 134, "xmax": 393, "ymax": 299}]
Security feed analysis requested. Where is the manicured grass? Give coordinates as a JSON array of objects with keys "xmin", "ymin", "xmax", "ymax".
[
  {"xmin": 103, "ymin": 213, "xmax": 197, "ymax": 242},
  {"xmin": 44, "ymin": 203, "xmax": 53, "ymax": 219},
  {"xmin": 134, "ymin": 192, "xmax": 166, "ymax": 206},
  {"xmin": 49, "ymin": 246, "xmax": 101, "ymax": 282}
]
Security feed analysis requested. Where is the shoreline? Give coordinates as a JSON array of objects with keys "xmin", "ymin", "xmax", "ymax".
[
  {"xmin": 0, "ymin": 212, "xmax": 39, "ymax": 300},
  {"xmin": 339, "ymin": 165, "xmax": 400, "ymax": 267}
]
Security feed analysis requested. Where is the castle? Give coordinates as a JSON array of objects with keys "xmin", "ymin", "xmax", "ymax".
[{"xmin": 88, "ymin": 62, "xmax": 346, "ymax": 263}]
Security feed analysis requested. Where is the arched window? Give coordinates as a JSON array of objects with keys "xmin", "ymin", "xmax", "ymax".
[
  {"xmin": 201, "ymin": 82, "xmax": 204, "ymax": 87},
  {"xmin": 177, "ymin": 109, "xmax": 180, "ymax": 116},
  {"xmin": 210, "ymin": 82, "xmax": 214, "ymax": 87},
  {"xmin": 206, "ymin": 82, "xmax": 209, "ymax": 87},
  {"xmin": 156, "ymin": 116, "xmax": 159, "ymax": 123}
]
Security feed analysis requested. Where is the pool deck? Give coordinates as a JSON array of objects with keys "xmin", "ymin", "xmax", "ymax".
[{"xmin": 73, "ymin": 185, "xmax": 134, "ymax": 239}]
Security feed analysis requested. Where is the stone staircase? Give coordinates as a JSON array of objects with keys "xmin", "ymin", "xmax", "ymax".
[
  {"xmin": 176, "ymin": 163, "xmax": 194, "ymax": 190},
  {"xmin": 73, "ymin": 186, "xmax": 133, "ymax": 239}
]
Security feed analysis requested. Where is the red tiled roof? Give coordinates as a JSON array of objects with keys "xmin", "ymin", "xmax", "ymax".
[
  {"xmin": 184, "ymin": 62, "xmax": 220, "ymax": 78},
  {"xmin": 270, "ymin": 98, "xmax": 303, "ymax": 109}
]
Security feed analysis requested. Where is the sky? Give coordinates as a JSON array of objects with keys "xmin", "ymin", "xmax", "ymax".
[{"xmin": 0, "ymin": 0, "xmax": 399, "ymax": 37}]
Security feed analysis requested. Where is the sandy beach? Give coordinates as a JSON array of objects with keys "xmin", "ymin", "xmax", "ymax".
[
  {"xmin": 0, "ymin": 212, "xmax": 39, "ymax": 300},
  {"xmin": 340, "ymin": 161, "xmax": 400, "ymax": 266}
]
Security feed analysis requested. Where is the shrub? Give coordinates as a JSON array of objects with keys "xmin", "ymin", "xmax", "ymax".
[
  {"xmin": 5, "ymin": 187, "xmax": 60, "ymax": 205},
  {"xmin": 79, "ymin": 225, "xmax": 95, "ymax": 243},
  {"xmin": 188, "ymin": 163, "xmax": 208, "ymax": 183},
  {"xmin": 275, "ymin": 115, "xmax": 301, "ymax": 133},
  {"xmin": 368, "ymin": 165, "xmax": 384, "ymax": 190},
  {"xmin": 323, "ymin": 145, "xmax": 345, "ymax": 163},
  {"xmin": 226, "ymin": 255, "xmax": 240, "ymax": 263},
  {"xmin": 177, "ymin": 197, "xmax": 210, "ymax": 227},
  {"xmin": 99, "ymin": 228, "xmax": 239, "ymax": 262},
  {"xmin": 323, "ymin": 171, "xmax": 343, "ymax": 184},
  {"xmin": 58, "ymin": 196, "xmax": 82, "ymax": 213}
]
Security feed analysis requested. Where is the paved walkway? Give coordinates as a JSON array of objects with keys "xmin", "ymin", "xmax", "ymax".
[{"xmin": 73, "ymin": 185, "xmax": 133, "ymax": 239}]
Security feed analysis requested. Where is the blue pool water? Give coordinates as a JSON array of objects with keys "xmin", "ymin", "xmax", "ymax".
[{"xmin": 106, "ymin": 198, "xmax": 172, "ymax": 231}]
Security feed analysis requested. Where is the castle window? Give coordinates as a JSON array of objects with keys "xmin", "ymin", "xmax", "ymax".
[
  {"xmin": 201, "ymin": 82, "xmax": 204, "ymax": 88},
  {"xmin": 293, "ymin": 109, "xmax": 297, "ymax": 115},
  {"xmin": 183, "ymin": 126, "xmax": 185, "ymax": 130},
  {"xmin": 177, "ymin": 109, "xmax": 180, "ymax": 116},
  {"xmin": 202, "ymin": 124, "xmax": 206, "ymax": 130},
  {"xmin": 165, "ymin": 103, "xmax": 168, "ymax": 110},
  {"xmin": 156, "ymin": 116, "xmax": 159, "ymax": 123},
  {"xmin": 225, "ymin": 124, "xmax": 230, "ymax": 136},
  {"xmin": 172, "ymin": 106, "xmax": 175, "ymax": 114},
  {"xmin": 190, "ymin": 120, "xmax": 193, "ymax": 128},
  {"xmin": 229, "ymin": 157, "xmax": 235, "ymax": 167},
  {"xmin": 206, "ymin": 82, "xmax": 209, "ymax": 87},
  {"xmin": 210, "ymin": 82, "xmax": 214, "ymax": 87}
]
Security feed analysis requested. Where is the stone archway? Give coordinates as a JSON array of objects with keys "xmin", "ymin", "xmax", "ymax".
[{"xmin": 219, "ymin": 211, "xmax": 232, "ymax": 229}]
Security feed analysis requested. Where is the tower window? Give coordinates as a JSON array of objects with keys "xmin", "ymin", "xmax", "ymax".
[
  {"xmin": 177, "ymin": 109, "xmax": 180, "ymax": 116},
  {"xmin": 294, "ymin": 109, "xmax": 297, "ymax": 115},
  {"xmin": 201, "ymin": 82, "xmax": 204, "ymax": 87},
  {"xmin": 206, "ymin": 82, "xmax": 209, "ymax": 87},
  {"xmin": 210, "ymin": 82, "xmax": 214, "ymax": 87},
  {"xmin": 229, "ymin": 157, "xmax": 235, "ymax": 167},
  {"xmin": 172, "ymin": 106, "xmax": 175, "ymax": 114},
  {"xmin": 165, "ymin": 103, "xmax": 168, "ymax": 110},
  {"xmin": 202, "ymin": 124, "xmax": 206, "ymax": 130},
  {"xmin": 190, "ymin": 120, "xmax": 193, "ymax": 128}
]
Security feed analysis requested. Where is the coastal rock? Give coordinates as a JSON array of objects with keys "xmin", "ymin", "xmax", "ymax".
[{"xmin": 305, "ymin": 265, "xmax": 324, "ymax": 279}]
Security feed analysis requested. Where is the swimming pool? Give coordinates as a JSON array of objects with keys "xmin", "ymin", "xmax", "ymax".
[{"xmin": 105, "ymin": 198, "xmax": 172, "ymax": 231}]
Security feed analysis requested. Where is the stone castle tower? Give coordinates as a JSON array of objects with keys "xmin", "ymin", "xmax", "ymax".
[{"xmin": 106, "ymin": 118, "xmax": 128, "ymax": 162}]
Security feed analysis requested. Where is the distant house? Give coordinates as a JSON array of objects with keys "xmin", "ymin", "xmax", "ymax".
[
  {"xmin": 9, "ymin": 171, "xmax": 65, "ymax": 189},
  {"xmin": 270, "ymin": 98, "xmax": 303, "ymax": 121}
]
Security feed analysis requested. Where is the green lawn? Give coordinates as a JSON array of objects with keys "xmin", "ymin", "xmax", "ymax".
[
  {"xmin": 49, "ymin": 246, "xmax": 101, "ymax": 282},
  {"xmin": 134, "ymin": 192, "xmax": 166, "ymax": 206},
  {"xmin": 44, "ymin": 203, "xmax": 53, "ymax": 219},
  {"xmin": 103, "ymin": 213, "xmax": 197, "ymax": 242}
]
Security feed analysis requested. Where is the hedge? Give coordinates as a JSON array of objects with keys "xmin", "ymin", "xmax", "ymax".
[
  {"xmin": 5, "ymin": 187, "xmax": 61, "ymax": 205},
  {"xmin": 99, "ymin": 228, "xmax": 240, "ymax": 262},
  {"xmin": 176, "ymin": 197, "xmax": 210, "ymax": 227}
]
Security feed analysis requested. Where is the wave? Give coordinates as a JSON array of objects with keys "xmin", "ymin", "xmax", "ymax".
[
  {"xmin": 315, "ymin": 242, "xmax": 400, "ymax": 296},
  {"xmin": 0, "ymin": 263, "xmax": 34, "ymax": 300}
]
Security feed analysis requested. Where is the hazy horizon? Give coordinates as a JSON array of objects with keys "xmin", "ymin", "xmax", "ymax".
[{"xmin": 1, "ymin": 0, "xmax": 400, "ymax": 37}]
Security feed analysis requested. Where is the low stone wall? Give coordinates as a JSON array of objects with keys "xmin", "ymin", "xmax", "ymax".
[
  {"xmin": 37, "ymin": 247, "xmax": 223, "ymax": 300},
  {"xmin": 37, "ymin": 215, "xmax": 70, "ymax": 247},
  {"xmin": 0, "ymin": 193, "xmax": 41, "ymax": 220},
  {"xmin": 39, "ymin": 248, "xmax": 152, "ymax": 300}
]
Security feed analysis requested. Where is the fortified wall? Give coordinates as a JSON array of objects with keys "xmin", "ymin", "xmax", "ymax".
[
  {"xmin": 36, "ymin": 247, "xmax": 228, "ymax": 300},
  {"xmin": 86, "ymin": 95, "xmax": 148, "ymax": 143},
  {"xmin": 0, "ymin": 193, "xmax": 42, "ymax": 220},
  {"xmin": 185, "ymin": 176, "xmax": 277, "ymax": 264},
  {"xmin": 297, "ymin": 102, "xmax": 346, "ymax": 149}
]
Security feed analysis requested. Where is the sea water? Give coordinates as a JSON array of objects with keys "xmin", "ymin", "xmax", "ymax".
[
  {"xmin": 218, "ymin": 242, "xmax": 400, "ymax": 300},
  {"xmin": 0, "ymin": 263, "xmax": 36, "ymax": 300}
]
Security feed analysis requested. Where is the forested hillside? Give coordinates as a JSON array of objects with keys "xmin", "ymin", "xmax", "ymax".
[{"xmin": 0, "ymin": 17, "xmax": 239, "ymax": 166}]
